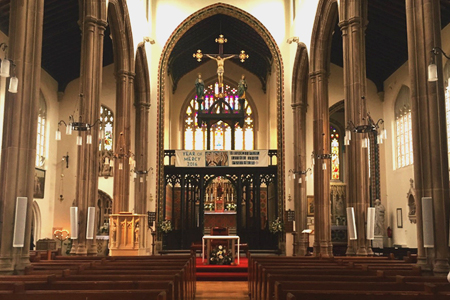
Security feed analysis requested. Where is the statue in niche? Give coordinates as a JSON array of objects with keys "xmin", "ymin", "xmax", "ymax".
[
  {"xmin": 195, "ymin": 73, "xmax": 205, "ymax": 99},
  {"xmin": 374, "ymin": 199, "xmax": 385, "ymax": 236},
  {"xmin": 237, "ymin": 74, "xmax": 247, "ymax": 99}
]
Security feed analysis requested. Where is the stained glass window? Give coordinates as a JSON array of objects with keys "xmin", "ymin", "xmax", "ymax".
[
  {"xmin": 100, "ymin": 105, "xmax": 114, "ymax": 151},
  {"xmin": 330, "ymin": 126, "xmax": 340, "ymax": 180},
  {"xmin": 36, "ymin": 93, "xmax": 46, "ymax": 167},
  {"xmin": 184, "ymin": 82, "xmax": 254, "ymax": 150},
  {"xmin": 395, "ymin": 86, "xmax": 413, "ymax": 168}
]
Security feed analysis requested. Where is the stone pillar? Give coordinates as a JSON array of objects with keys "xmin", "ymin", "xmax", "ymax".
[
  {"xmin": 0, "ymin": 0, "xmax": 44, "ymax": 273},
  {"xmin": 339, "ymin": 0, "xmax": 371, "ymax": 256},
  {"xmin": 134, "ymin": 98, "xmax": 150, "ymax": 214},
  {"xmin": 74, "ymin": 0, "xmax": 107, "ymax": 255},
  {"xmin": 405, "ymin": 0, "xmax": 450, "ymax": 274},
  {"xmin": 310, "ymin": 70, "xmax": 333, "ymax": 258},
  {"xmin": 113, "ymin": 71, "xmax": 135, "ymax": 213},
  {"xmin": 292, "ymin": 102, "xmax": 309, "ymax": 256}
]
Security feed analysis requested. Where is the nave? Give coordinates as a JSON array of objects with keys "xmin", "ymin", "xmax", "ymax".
[{"xmin": 196, "ymin": 282, "xmax": 249, "ymax": 300}]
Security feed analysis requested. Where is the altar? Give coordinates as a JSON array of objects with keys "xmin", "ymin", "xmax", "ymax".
[{"xmin": 202, "ymin": 235, "xmax": 240, "ymax": 265}]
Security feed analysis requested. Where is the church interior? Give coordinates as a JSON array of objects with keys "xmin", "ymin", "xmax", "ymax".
[{"xmin": 1, "ymin": 0, "xmax": 450, "ymax": 298}]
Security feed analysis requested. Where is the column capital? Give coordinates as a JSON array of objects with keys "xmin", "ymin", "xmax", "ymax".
[
  {"xmin": 291, "ymin": 102, "xmax": 307, "ymax": 110},
  {"xmin": 116, "ymin": 70, "xmax": 136, "ymax": 78}
]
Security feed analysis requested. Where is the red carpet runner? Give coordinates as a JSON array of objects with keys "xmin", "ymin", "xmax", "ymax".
[{"xmin": 196, "ymin": 257, "xmax": 248, "ymax": 281}]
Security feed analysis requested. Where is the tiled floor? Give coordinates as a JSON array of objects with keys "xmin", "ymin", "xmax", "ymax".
[{"xmin": 196, "ymin": 281, "xmax": 249, "ymax": 299}]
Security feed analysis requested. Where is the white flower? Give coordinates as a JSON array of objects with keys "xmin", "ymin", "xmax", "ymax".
[{"xmin": 219, "ymin": 245, "xmax": 223, "ymax": 250}]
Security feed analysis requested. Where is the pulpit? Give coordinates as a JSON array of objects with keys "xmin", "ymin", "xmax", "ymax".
[{"xmin": 109, "ymin": 213, "xmax": 148, "ymax": 256}]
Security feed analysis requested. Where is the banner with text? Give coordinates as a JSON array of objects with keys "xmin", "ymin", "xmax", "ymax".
[{"xmin": 175, "ymin": 150, "xmax": 269, "ymax": 167}]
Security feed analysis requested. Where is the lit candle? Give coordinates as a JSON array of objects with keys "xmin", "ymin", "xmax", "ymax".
[
  {"xmin": 232, "ymin": 193, "xmax": 234, "ymax": 201},
  {"xmin": 293, "ymin": 220, "xmax": 296, "ymax": 232},
  {"xmin": 227, "ymin": 194, "xmax": 229, "ymax": 202}
]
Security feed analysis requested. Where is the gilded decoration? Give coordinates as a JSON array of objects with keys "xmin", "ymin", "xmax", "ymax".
[{"xmin": 156, "ymin": 3, "xmax": 285, "ymax": 222}]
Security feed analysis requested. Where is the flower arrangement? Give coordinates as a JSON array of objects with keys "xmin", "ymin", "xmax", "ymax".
[
  {"xmin": 210, "ymin": 245, "xmax": 233, "ymax": 265},
  {"xmin": 226, "ymin": 203, "xmax": 237, "ymax": 211},
  {"xmin": 269, "ymin": 217, "xmax": 284, "ymax": 234},
  {"xmin": 204, "ymin": 203, "xmax": 214, "ymax": 211},
  {"xmin": 159, "ymin": 220, "xmax": 173, "ymax": 234}
]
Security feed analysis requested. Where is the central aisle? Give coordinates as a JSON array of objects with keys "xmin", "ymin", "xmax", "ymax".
[{"xmin": 196, "ymin": 281, "xmax": 249, "ymax": 299}]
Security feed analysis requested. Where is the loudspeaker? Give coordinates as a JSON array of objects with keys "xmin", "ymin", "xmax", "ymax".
[
  {"xmin": 366, "ymin": 207, "xmax": 375, "ymax": 240},
  {"xmin": 346, "ymin": 207, "xmax": 357, "ymax": 240},
  {"xmin": 13, "ymin": 197, "xmax": 28, "ymax": 247},
  {"xmin": 347, "ymin": 207, "xmax": 358, "ymax": 240},
  {"xmin": 70, "ymin": 207, "xmax": 78, "ymax": 239},
  {"xmin": 86, "ymin": 207, "xmax": 96, "ymax": 240},
  {"xmin": 422, "ymin": 197, "xmax": 434, "ymax": 248}
]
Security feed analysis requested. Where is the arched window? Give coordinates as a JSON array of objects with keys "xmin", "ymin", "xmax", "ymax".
[
  {"xmin": 395, "ymin": 86, "xmax": 413, "ymax": 169},
  {"xmin": 36, "ymin": 93, "xmax": 46, "ymax": 167},
  {"xmin": 184, "ymin": 82, "xmax": 254, "ymax": 150},
  {"xmin": 100, "ymin": 105, "xmax": 114, "ymax": 151},
  {"xmin": 330, "ymin": 126, "xmax": 340, "ymax": 180}
]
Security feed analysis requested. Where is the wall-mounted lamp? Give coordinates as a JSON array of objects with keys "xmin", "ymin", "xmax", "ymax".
[
  {"xmin": 428, "ymin": 47, "xmax": 450, "ymax": 82},
  {"xmin": 55, "ymin": 94, "xmax": 103, "ymax": 146},
  {"xmin": 0, "ymin": 43, "xmax": 18, "ymax": 93},
  {"xmin": 62, "ymin": 152, "xmax": 69, "ymax": 168},
  {"xmin": 133, "ymin": 167, "xmax": 153, "ymax": 183},
  {"xmin": 345, "ymin": 97, "xmax": 386, "ymax": 147},
  {"xmin": 289, "ymin": 168, "xmax": 313, "ymax": 183},
  {"xmin": 312, "ymin": 150, "xmax": 336, "ymax": 171}
]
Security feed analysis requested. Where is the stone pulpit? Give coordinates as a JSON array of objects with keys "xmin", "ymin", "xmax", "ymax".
[{"xmin": 109, "ymin": 213, "xmax": 148, "ymax": 256}]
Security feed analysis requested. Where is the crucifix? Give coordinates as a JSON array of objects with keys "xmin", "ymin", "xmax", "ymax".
[{"xmin": 193, "ymin": 34, "xmax": 249, "ymax": 87}]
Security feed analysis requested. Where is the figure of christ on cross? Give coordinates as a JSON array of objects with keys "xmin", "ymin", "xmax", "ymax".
[{"xmin": 205, "ymin": 54, "xmax": 235, "ymax": 86}]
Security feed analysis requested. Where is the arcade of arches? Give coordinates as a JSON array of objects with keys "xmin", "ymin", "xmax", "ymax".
[{"xmin": 0, "ymin": 0, "xmax": 449, "ymax": 275}]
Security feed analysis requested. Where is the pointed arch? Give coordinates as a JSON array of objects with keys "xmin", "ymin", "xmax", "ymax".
[
  {"xmin": 31, "ymin": 201, "xmax": 42, "ymax": 243},
  {"xmin": 157, "ymin": 3, "xmax": 285, "ymax": 221},
  {"xmin": 107, "ymin": 0, "xmax": 135, "ymax": 74},
  {"xmin": 310, "ymin": 0, "xmax": 339, "ymax": 75}
]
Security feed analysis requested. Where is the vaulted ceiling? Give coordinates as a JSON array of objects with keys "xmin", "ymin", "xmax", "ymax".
[
  {"xmin": 0, "ymin": 1, "xmax": 449, "ymax": 93},
  {"xmin": 168, "ymin": 14, "xmax": 272, "ymax": 93}
]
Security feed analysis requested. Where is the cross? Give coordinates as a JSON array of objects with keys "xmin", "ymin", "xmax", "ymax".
[{"xmin": 193, "ymin": 35, "xmax": 249, "ymax": 86}]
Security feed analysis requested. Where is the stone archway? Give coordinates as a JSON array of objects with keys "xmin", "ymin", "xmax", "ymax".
[{"xmin": 156, "ymin": 3, "xmax": 285, "ymax": 224}]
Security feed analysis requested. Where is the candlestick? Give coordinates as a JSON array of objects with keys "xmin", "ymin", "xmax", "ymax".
[{"xmin": 293, "ymin": 220, "xmax": 296, "ymax": 232}]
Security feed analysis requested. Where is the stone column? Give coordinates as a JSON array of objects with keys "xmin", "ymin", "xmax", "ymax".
[
  {"xmin": 339, "ymin": 0, "xmax": 371, "ymax": 256},
  {"xmin": 0, "ymin": 0, "xmax": 44, "ymax": 273},
  {"xmin": 292, "ymin": 102, "xmax": 309, "ymax": 256},
  {"xmin": 310, "ymin": 70, "xmax": 333, "ymax": 258},
  {"xmin": 134, "ymin": 98, "xmax": 150, "ymax": 214},
  {"xmin": 405, "ymin": 0, "xmax": 450, "ymax": 274},
  {"xmin": 113, "ymin": 71, "xmax": 135, "ymax": 213},
  {"xmin": 74, "ymin": 0, "xmax": 107, "ymax": 255}
]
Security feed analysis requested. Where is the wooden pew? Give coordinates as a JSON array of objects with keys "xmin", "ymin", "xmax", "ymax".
[
  {"xmin": 274, "ymin": 280, "xmax": 432, "ymax": 300},
  {"xmin": 284, "ymin": 290, "xmax": 437, "ymax": 300},
  {"xmin": 0, "ymin": 289, "xmax": 167, "ymax": 300}
]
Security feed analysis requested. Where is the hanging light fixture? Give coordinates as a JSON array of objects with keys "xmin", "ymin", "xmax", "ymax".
[
  {"xmin": 0, "ymin": 43, "xmax": 19, "ymax": 93},
  {"xmin": 345, "ymin": 97, "xmax": 386, "ymax": 147},
  {"xmin": 55, "ymin": 93, "xmax": 102, "ymax": 146},
  {"xmin": 428, "ymin": 47, "xmax": 450, "ymax": 82}
]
